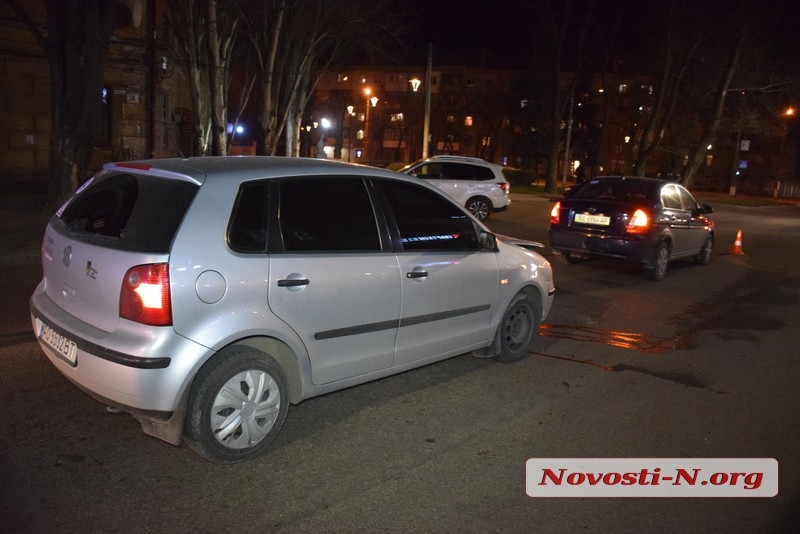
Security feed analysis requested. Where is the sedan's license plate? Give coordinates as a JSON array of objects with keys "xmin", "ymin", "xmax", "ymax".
[
  {"xmin": 574, "ymin": 213, "xmax": 611, "ymax": 226},
  {"xmin": 39, "ymin": 323, "xmax": 78, "ymax": 366}
]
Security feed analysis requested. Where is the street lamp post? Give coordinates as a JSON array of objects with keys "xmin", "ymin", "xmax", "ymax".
[
  {"xmin": 422, "ymin": 44, "xmax": 432, "ymax": 159},
  {"xmin": 364, "ymin": 88, "xmax": 378, "ymax": 164},
  {"xmin": 410, "ymin": 78, "xmax": 421, "ymax": 161},
  {"xmin": 778, "ymin": 106, "xmax": 796, "ymax": 197},
  {"xmin": 346, "ymin": 105, "xmax": 354, "ymax": 162},
  {"xmin": 317, "ymin": 117, "xmax": 330, "ymax": 158}
]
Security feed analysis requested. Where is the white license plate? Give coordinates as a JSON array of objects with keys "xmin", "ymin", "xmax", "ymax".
[
  {"xmin": 39, "ymin": 323, "xmax": 78, "ymax": 366},
  {"xmin": 574, "ymin": 213, "xmax": 611, "ymax": 226}
]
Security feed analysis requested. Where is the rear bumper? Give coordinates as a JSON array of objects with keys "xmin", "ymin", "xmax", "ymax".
[
  {"xmin": 29, "ymin": 280, "xmax": 211, "ymax": 414},
  {"xmin": 548, "ymin": 227, "xmax": 656, "ymax": 263}
]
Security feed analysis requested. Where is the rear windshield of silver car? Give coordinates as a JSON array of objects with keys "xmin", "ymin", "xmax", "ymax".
[{"xmin": 53, "ymin": 172, "xmax": 199, "ymax": 253}]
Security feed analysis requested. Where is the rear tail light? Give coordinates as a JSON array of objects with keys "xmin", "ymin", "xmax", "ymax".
[
  {"xmin": 498, "ymin": 182, "xmax": 509, "ymax": 193},
  {"xmin": 550, "ymin": 201, "xmax": 561, "ymax": 225},
  {"xmin": 120, "ymin": 263, "xmax": 172, "ymax": 326},
  {"xmin": 626, "ymin": 209, "xmax": 651, "ymax": 234}
]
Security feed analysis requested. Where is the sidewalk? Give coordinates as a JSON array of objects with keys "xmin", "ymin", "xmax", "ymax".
[{"xmin": 0, "ymin": 182, "xmax": 52, "ymax": 339}]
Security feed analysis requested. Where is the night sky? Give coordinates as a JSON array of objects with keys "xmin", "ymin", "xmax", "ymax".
[{"xmin": 404, "ymin": 0, "xmax": 531, "ymax": 68}]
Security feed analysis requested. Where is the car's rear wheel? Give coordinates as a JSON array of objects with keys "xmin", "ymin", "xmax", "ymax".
[
  {"xmin": 466, "ymin": 196, "xmax": 492, "ymax": 221},
  {"xmin": 494, "ymin": 292, "xmax": 540, "ymax": 363},
  {"xmin": 185, "ymin": 347, "xmax": 288, "ymax": 464},
  {"xmin": 695, "ymin": 235, "xmax": 713, "ymax": 265},
  {"xmin": 647, "ymin": 241, "xmax": 670, "ymax": 281}
]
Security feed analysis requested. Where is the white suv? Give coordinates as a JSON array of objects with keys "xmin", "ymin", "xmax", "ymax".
[{"xmin": 400, "ymin": 155, "xmax": 510, "ymax": 221}]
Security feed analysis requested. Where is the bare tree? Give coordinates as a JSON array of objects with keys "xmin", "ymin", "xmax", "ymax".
[
  {"xmin": 529, "ymin": 0, "xmax": 594, "ymax": 192},
  {"xmin": 167, "ymin": 0, "xmax": 241, "ymax": 156},
  {"xmin": 5, "ymin": 0, "xmax": 115, "ymax": 207},
  {"xmin": 166, "ymin": 0, "xmax": 211, "ymax": 155},
  {"xmin": 613, "ymin": 0, "xmax": 794, "ymax": 187},
  {"xmin": 241, "ymin": 0, "xmax": 410, "ymax": 156}
]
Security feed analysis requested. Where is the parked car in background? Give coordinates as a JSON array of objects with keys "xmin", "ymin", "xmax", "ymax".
[
  {"xmin": 30, "ymin": 157, "xmax": 555, "ymax": 463},
  {"xmin": 548, "ymin": 176, "xmax": 714, "ymax": 280},
  {"xmin": 399, "ymin": 155, "xmax": 510, "ymax": 220}
]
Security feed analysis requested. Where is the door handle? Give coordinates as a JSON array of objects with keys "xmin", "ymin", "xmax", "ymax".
[
  {"xmin": 406, "ymin": 270, "xmax": 428, "ymax": 279},
  {"xmin": 277, "ymin": 278, "xmax": 310, "ymax": 287}
]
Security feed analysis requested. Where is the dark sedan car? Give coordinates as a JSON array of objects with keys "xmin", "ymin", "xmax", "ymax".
[{"xmin": 548, "ymin": 176, "xmax": 714, "ymax": 280}]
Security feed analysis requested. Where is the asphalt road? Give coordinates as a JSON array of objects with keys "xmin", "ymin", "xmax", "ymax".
[{"xmin": 1, "ymin": 190, "xmax": 799, "ymax": 533}]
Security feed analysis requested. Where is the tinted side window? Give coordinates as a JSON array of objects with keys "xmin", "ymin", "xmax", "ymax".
[
  {"xmin": 475, "ymin": 166, "xmax": 495, "ymax": 181},
  {"xmin": 56, "ymin": 172, "xmax": 198, "ymax": 253},
  {"xmin": 445, "ymin": 163, "xmax": 474, "ymax": 181},
  {"xmin": 278, "ymin": 178, "xmax": 381, "ymax": 252},
  {"xmin": 378, "ymin": 180, "xmax": 478, "ymax": 251},
  {"xmin": 413, "ymin": 162, "xmax": 444, "ymax": 179},
  {"xmin": 229, "ymin": 181, "xmax": 270, "ymax": 253}
]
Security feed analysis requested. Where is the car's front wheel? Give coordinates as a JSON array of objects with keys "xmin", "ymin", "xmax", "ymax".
[
  {"xmin": 494, "ymin": 292, "xmax": 540, "ymax": 363},
  {"xmin": 646, "ymin": 241, "xmax": 671, "ymax": 281},
  {"xmin": 466, "ymin": 196, "xmax": 492, "ymax": 221},
  {"xmin": 185, "ymin": 347, "xmax": 289, "ymax": 464}
]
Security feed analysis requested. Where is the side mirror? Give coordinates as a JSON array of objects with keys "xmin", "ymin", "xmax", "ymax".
[
  {"xmin": 694, "ymin": 204, "xmax": 713, "ymax": 216},
  {"xmin": 479, "ymin": 231, "xmax": 498, "ymax": 251}
]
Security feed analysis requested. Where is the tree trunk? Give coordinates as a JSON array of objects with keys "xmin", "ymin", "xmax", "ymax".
[
  {"xmin": 7, "ymin": 0, "xmax": 115, "ymax": 208},
  {"xmin": 682, "ymin": 34, "xmax": 744, "ymax": 187}
]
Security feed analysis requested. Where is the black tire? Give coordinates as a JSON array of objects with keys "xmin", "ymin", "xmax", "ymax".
[
  {"xmin": 646, "ymin": 241, "xmax": 670, "ymax": 281},
  {"xmin": 494, "ymin": 293, "xmax": 540, "ymax": 363},
  {"xmin": 564, "ymin": 252, "xmax": 590, "ymax": 264},
  {"xmin": 695, "ymin": 235, "xmax": 713, "ymax": 265},
  {"xmin": 466, "ymin": 196, "xmax": 492, "ymax": 221},
  {"xmin": 185, "ymin": 347, "xmax": 289, "ymax": 464}
]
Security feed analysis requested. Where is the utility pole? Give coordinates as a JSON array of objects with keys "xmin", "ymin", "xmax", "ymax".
[
  {"xmin": 562, "ymin": 94, "xmax": 575, "ymax": 190},
  {"xmin": 422, "ymin": 44, "xmax": 432, "ymax": 159}
]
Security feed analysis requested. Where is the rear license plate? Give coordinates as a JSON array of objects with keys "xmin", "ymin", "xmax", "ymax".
[
  {"xmin": 39, "ymin": 323, "xmax": 78, "ymax": 366},
  {"xmin": 574, "ymin": 213, "xmax": 611, "ymax": 226}
]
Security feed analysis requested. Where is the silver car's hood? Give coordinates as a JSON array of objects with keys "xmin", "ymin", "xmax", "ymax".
[{"xmin": 496, "ymin": 234, "xmax": 546, "ymax": 250}]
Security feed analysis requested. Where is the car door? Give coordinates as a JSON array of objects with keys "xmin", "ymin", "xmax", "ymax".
[
  {"xmin": 678, "ymin": 185, "xmax": 711, "ymax": 252},
  {"xmin": 659, "ymin": 184, "xmax": 690, "ymax": 255},
  {"xmin": 375, "ymin": 179, "xmax": 498, "ymax": 366},
  {"xmin": 267, "ymin": 177, "xmax": 402, "ymax": 385}
]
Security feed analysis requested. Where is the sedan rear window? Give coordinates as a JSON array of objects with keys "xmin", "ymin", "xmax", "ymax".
[
  {"xmin": 574, "ymin": 180, "xmax": 655, "ymax": 202},
  {"xmin": 55, "ymin": 172, "xmax": 198, "ymax": 253}
]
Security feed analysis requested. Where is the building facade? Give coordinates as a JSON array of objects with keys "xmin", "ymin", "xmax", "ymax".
[{"xmin": 0, "ymin": 0, "xmax": 192, "ymax": 183}]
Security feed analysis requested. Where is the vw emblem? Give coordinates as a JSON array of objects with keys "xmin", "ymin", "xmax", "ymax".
[{"xmin": 62, "ymin": 245, "xmax": 72, "ymax": 267}]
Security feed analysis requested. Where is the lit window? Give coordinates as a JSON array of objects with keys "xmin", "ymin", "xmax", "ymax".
[{"xmin": 465, "ymin": 116, "xmax": 473, "ymax": 126}]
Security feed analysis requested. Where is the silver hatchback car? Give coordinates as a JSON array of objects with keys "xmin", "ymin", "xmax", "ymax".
[{"xmin": 30, "ymin": 157, "xmax": 555, "ymax": 463}]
